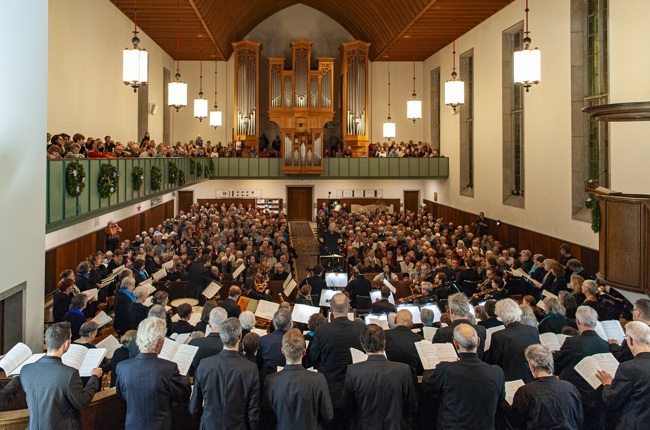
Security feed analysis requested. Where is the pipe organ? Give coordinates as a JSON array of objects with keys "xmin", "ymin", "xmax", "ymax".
[
  {"xmin": 233, "ymin": 40, "xmax": 262, "ymax": 155},
  {"xmin": 340, "ymin": 41, "xmax": 371, "ymax": 156},
  {"xmin": 269, "ymin": 41, "xmax": 334, "ymax": 175}
]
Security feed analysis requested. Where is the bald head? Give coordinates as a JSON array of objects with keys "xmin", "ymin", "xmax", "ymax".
[
  {"xmin": 453, "ymin": 323, "xmax": 479, "ymax": 352},
  {"xmin": 330, "ymin": 293, "xmax": 349, "ymax": 317},
  {"xmin": 395, "ymin": 309, "xmax": 413, "ymax": 327}
]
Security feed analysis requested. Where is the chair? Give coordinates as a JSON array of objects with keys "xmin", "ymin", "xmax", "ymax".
[{"xmin": 355, "ymin": 295, "xmax": 372, "ymax": 317}]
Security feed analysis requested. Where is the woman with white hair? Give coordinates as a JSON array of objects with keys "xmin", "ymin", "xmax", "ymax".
[
  {"xmin": 239, "ymin": 311, "xmax": 256, "ymax": 339},
  {"xmin": 486, "ymin": 299, "xmax": 540, "ymax": 383}
]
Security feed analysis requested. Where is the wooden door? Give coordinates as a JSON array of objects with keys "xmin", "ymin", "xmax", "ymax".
[
  {"xmin": 404, "ymin": 190, "xmax": 420, "ymax": 214},
  {"xmin": 178, "ymin": 191, "xmax": 194, "ymax": 214},
  {"xmin": 287, "ymin": 187, "xmax": 313, "ymax": 221}
]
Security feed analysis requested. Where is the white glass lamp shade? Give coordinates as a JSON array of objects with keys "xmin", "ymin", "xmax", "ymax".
[
  {"xmin": 168, "ymin": 81, "xmax": 187, "ymax": 110},
  {"xmin": 514, "ymin": 48, "xmax": 541, "ymax": 87},
  {"xmin": 122, "ymin": 48, "xmax": 148, "ymax": 88},
  {"xmin": 194, "ymin": 98, "xmax": 208, "ymax": 121},
  {"xmin": 407, "ymin": 99, "xmax": 422, "ymax": 122},
  {"xmin": 444, "ymin": 79, "xmax": 465, "ymax": 107},
  {"xmin": 210, "ymin": 109, "xmax": 222, "ymax": 128},
  {"xmin": 383, "ymin": 121, "xmax": 396, "ymax": 139}
]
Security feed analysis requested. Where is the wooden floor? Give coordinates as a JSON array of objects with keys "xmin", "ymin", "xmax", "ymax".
[{"xmin": 289, "ymin": 221, "xmax": 320, "ymax": 283}]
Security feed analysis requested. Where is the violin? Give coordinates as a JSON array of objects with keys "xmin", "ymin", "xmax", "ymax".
[
  {"xmin": 472, "ymin": 288, "xmax": 496, "ymax": 300},
  {"xmin": 399, "ymin": 293, "xmax": 425, "ymax": 304}
]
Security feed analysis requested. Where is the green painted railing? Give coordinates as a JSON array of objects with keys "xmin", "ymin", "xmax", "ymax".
[
  {"xmin": 47, "ymin": 157, "xmax": 449, "ymax": 231},
  {"xmin": 46, "ymin": 158, "xmax": 211, "ymax": 232}
]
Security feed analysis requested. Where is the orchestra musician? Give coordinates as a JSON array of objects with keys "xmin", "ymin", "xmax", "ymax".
[{"xmin": 295, "ymin": 285, "xmax": 313, "ymax": 306}]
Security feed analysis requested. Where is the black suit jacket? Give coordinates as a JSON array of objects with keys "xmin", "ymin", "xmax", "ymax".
[
  {"xmin": 21, "ymin": 355, "xmax": 99, "ymax": 430},
  {"xmin": 423, "ymin": 353, "xmax": 505, "ymax": 430},
  {"xmin": 186, "ymin": 262, "xmax": 212, "ymax": 303},
  {"xmin": 218, "ymin": 298, "xmax": 241, "ymax": 318},
  {"xmin": 113, "ymin": 289, "xmax": 134, "ymax": 334},
  {"xmin": 190, "ymin": 349, "xmax": 260, "ymax": 430},
  {"xmin": 432, "ymin": 319, "xmax": 487, "ymax": 360},
  {"xmin": 372, "ymin": 299, "xmax": 397, "ymax": 314},
  {"xmin": 307, "ymin": 317, "xmax": 365, "ymax": 409},
  {"xmin": 264, "ymin": 364, "xmax": 333, "ymax": 430},
  {"xmin": 342, "ymin": 355, "xmax": 417, "ymax": 430},
  {"xmin": 189, "ymin": 332, "xmax": 223, "ymax": 376},
  {"xmin": 478, "ymin": 317, "xmax": 504, "ymax": 330},
  {"xmin": 345, "ymin": 277, "xmax": 372, "ymax": 308},
  {"xmin": 170, "ymin": 320, "xmax": 195, "ymax": 335},
  {"xmin": 129, "ymin": 302, "xmax": 150, "ymax": 331},
  {"xmin": 116, "ymin": 353, "xmax": 191, "ymax": 430},
  {"xmin": 385, "ymin": 325, "xmax": 424, "ymax": 377},
  {"xmin": 257, "ymin": 329, "xmax": 286, "ymax": 389},
  {"xmin": 553, "ymin": 330, "xmax": 610, "ymax": 408},
  {"xmin": 602, "ymin": 352, "xmax": 650, "ymax": 430},
  {"xmin": 300, "ymin": 276, "xmax": 327, "ymax": 302},
  {"xmin": 486, "ymin": 322, "xmax": 540, "ymax": 383}
]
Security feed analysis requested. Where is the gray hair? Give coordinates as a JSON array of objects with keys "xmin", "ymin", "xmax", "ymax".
[
  {"xmin": 420, "ymin": 308, "xmax": 434, "ymax": 326},
  {"xmin": 121, "ymin": 276, "xmax": 136, "ymax": 289},
  {"xmin": 544, "ymin": 297, "xmax": 563, "ymax": 315},
  {"xmin": 453, "ymin": 323, "xmax": 478, "ymax": 351},
  {"xmin": 238, "ymin": 311, "xmax": 256, "ymax": 331},
  {"xmin": 575, "ymin": 306, "xmax": 598, "ymax": 328},
  {"xmin": 448, "ymin": 293, "xmax": 471, "ymax": 317},
  {"xmin": 273, "ymin": 308, "xmax": 293, "ymax": 331},
  {"xmin": 387, "ymin": 312, "xmax": 397, "ymax": 329},
  {"xmin": 132, "ymin": 285, "xmax": 150, "ymax": 300},
  {"xmin": 220, "ymin": 317, "xmax": 242, "ymax": 347},
  {"xmin": 45, "ymin": 322, "xmax": 71, "ymax": 351},
  {"xmin": 495, "ymin": 299, "xmax": 522, "ymax": 324},
  {"xmin": 582, "ymin": 280, "xmax": 599, "ymax": 295},
  {"xmin": 79, "ymin": 321, "xmax": 99, "ymax": 337},
  {"xmin": 148, "ymin": 304, "xmax": 167, "ymax": 320},
  {"xmin": 209, "ymin": 307, "xmax": 228, "ymax": 329},
  {"xmin": 519, "ymin": 305, "xmax": 538, "ymax": 328},
  {"xmin": 525, "ymin": 344, "xmax": 554, "ymax": 374},
  {"xmin": 634, "ymin": 299, "xmax": 650, "ymax": 321},
  {"xmin": 625, "ymin": 321, "xmax": 650, "ymax": 346},
  {"xmin": 136, "ymin": 317, "xmax": 167, "ymax": 352}
]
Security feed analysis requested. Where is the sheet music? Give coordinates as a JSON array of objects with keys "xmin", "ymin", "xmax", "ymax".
[
  {"xmin": 292, "ymin": 304, "xmax": 321, "ymax": 324},
  {"xmin": 81, "ymin": 288, "xmax": 99, "ymax": 301},
  {"xmin": 246, "ymin": 299, "xmax": 259, "ymax": 312},
  {"xmin": 484, "ymin": 325, "xmax": 506, "ymax": 351},
  {"xmin": 382, "ymin": 279, "xmax": 397, "ymax": 294},
  {"xmin": 10, "ymin": 353, "xmax": 45, "ymax": 375},
  {"xmin": 251, "ymin": 328, "xmax": 268, "ymax": 337},
  {"xmin": 396, "ymin": 305, "xmax": 422, "ymax": 324},
  {"xmin": 0, "ymin": 342, "xmax": 33, "ymax": 375},
  {"xmin": 367, "ymin": 317, "xmax": 389, "ymax": 330},
  {"xmin": 61, "ymin": 344, "xmax": 88, "ymax": 370},
  {"xmin": 99, "ymin": 274, "xmax": 117, "ymax": 287},
  {"xmin": 536, "ymin": 300, "xmax": 548, "ymax": 313},
  {"xmin": 319, "ymin": 289, "xmax": 338, "ymax": 307},
  {"xmin": 510, "ymin": 268, "xmax": 531, "ymax": 280},
  {"xmin": 232, "ymin": 264, "xmax": 245, "ymax": 279},
  {"xmin": 557, "ymin": 334, "xmax": 570, "ymax": 348},
  {"xmin": 95, "ymin": 335, "xmax": 121, "ymax": 359},
  {"xmin": 574, "ymin": 353, "xmax": 619, "ymax": 389},
  {"xmin": 188, "ymin": 312, "xmax": 202, "ymax": 327},
  {"xmin": 202, "ymin": 282, "xmax": 221, "ymax": 299},
  {"xmin": 423, "ymin": 326, "xmax": 438, "ymax": 342},
  {"xmin": 174, "ymin": 333, "xmax": 191, "ymax": 345},
  {"xmin": 254, "ymin": 300, "xmax": 280, "ymax": 320},
  {"xmin": 139, "ymin": 278, "xmax": 153, "ymax": 286},
  {"xmin": 282, "ymin": 274, "xmax": 293, "ymax": 290},
  {"xmin": 350, "ymin": 348, "xmax": 368, "ymax": 364},
  {"xmin": 369, "ymin": 290, "xmax": 395, "ymax": 304},
  {"xmin": 505, "ymin": 379, "xmax": 526, "ymax": 405},
  {"xmin": 594, "ymin": 321, "xmax": 608, "ymax": 341},
  {"xmin": 542, "ymin": 290, "xmax": 558, "ymax": 299},
  {"xmin": 78, "ymin": 349, "xmax": 107, "ymax": 377},
  {"xmin": 112, "ymin": 265, "xmax": 125, "ymax": 274},
  {"xmin": 91, "ymin": 311, "xmax": 112, "ymax": 328},
  {"xmin": 599, "ymin": 320, "xmax": 626, "ymax": 344},
  {"xmin": 172, "ymin": 344, "xmax": 199, "ymax": 376},
  {"xmin": 205, "ymin": 326, "xmax": 211, "ymax": 337},
  {"xmin": 152, "ymin": 268, "xmax": 167, "ymax": 281},
  {"xmin": 283, "ymin": 278, "xmax": 297, "ymax": 297},
  {"xmin": 162, "ymin": 260, "xmax": 175, "ymax": 270},
  {"xmin": 142, "ymin": 283, "xmax": 157, "ymax": 296},
  {"xmin": 159, "ymin": 338, "xmax": 180, "ymax": 362},
  {"xmin": 414, "ymin": 342, "xmax": 439, "ymax": 370},
  {"xmin": 348, "ymin": 313, "xmax": 355, "ymax": 322},
  {"xmin": 539, "ymin": 333, "xmax": 562, "ymax": 351},
  {"xmin": 143, "ymin": 296, "xmax": 154, "ymax": 307}
]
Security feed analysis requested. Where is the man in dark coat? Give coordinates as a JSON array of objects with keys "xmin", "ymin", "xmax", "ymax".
[
  {"xmin": 116, "ymin": 317, "xmax": 191, "ymax": 430},
  {"xmin": 264, "ymin": 329, "xmax": 333, "ymax": 430},
  {"xmin": 423, "ymin": 324, "xmax": 505, "ymax": 430},
  {"xmin": 433, "ymin": 293, "xmax": 487, "ymax": 359},
  {"xmin": 342, "ymin": 324, "xmax": 417, "ymax": 430},
  {"xmin": 21, "ymin": 322, "xmax": 102, "ymax": 430},
  {"xmin": 257, "ymin": 308, "xmax": 292, "ymax": 389},
  {"xmin": 189, "ymin": 307, "xmax": 227, "ymax": 376},
  {"xmin": 385, "ymin": 309, "xmax": 424, "ymax": 379}
]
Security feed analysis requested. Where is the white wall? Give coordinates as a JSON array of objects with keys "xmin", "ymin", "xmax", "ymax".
[
  {"xmin": 370, "ymin": 61, "xmax": 425, "ymax": 144},
  {"xmin": 1, "ymin": 1, "xmax": 48, "ymax": 350},
  {"xmin": 48, "ymin": 0, "xmax": 174, "ymax": 144}
]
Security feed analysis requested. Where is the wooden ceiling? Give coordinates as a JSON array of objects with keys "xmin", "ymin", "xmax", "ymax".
[{"xmin": 110, "ymin": 0, "xmax": 516, "ymax": 61}]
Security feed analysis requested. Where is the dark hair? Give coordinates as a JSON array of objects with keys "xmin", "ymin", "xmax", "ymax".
[
  {"xmin": 201, "ymin": 301, "xmax": 217, "ymax": 323},
  {"xmin": 484, "ymin": 300, "xmax": 497, "ymax": 317},
  {"xmin": 492, "ymin": 276, "xmax": 504, "ymax": 289},
  {"xmin": 380, "ymin": 286, "xmax": 391, "ymax": 298},
  {"xmin": 177, "ymin": 303, "xmax": 192, "ymax": 319},
  {"xmin": 242, "ymin": 332, "xmax": 260, "ymax": 354},
  {"xmin": 58, "ymin": 278, "xmax": 75, "ymax": 292},
  {"xmin": 360, "ymin": 324, "xmax": 386, "ymax": 353},
  {"xmin": 308, "ymin": 313, "xmax": 326, "ymax": 332},
  {"xmin": 45, "ymin": 322, "xmax": 71, "ymax": 350}
]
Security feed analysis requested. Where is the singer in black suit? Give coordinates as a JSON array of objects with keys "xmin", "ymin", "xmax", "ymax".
[
  {"xmin": 342, "ymin": 324, "xmax": 417, "ymax": 430},
  {"xmin": 345, "ymin": 269, "xmax": 372, "ymax": 309},
  {"xmin": 385, "ymin": 309, "xmax": 424, "ymax": 379},
  {"xmin": 116, "ymin": 317, "xmax": 191, "ymax": 430},
  {"xmin": 264, "ymin": 329, "xmax": 333, "ymax": 430},
  {"xmin": 423, "ymin": 323, "xmax": 505, "ymax": 430},
  {"xmin": 307, "ymin": 294, "xmax": 364, "ymax": 428},
  {"xmin": 21, "ymin": 322, "xmax": 102, "ymax": 430},
  {"xmin": 432, "ymin": 293, "xmax": 487, "ymax": 359},
  {"xmin": 188, "ymin": 307, "xmax": 227, "ymax": 376},
  {"xmin": 190, "ymin": 318, "xmax": 260, "ymax": 430},
  {"xmin": 486, "ymin": 299, "xmax": 540, "ymax": 383},
  {"xmin": 553, "ymin": 306, "xmax": 610, "ymax": 430},
  {"xmin": 371, "ymin": 286, "xmax": 397, "ymax": 314},
  {"xmin": 300, "ymin": 265, "xmax": 327, "ymax": 302},
  {"xmin": 257, "ymin": 309, "xmax": 291, "ymax": 389}
]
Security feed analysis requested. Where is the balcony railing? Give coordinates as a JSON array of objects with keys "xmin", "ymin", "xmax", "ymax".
[{"xmin": 47, "ymin": 157, "xmax": 449, "ymax": 231}]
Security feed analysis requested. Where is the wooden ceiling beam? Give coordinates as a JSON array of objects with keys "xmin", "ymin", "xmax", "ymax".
[{"xmin": 186, "ymin": 0, "xmax": 225, "ymax": 60}]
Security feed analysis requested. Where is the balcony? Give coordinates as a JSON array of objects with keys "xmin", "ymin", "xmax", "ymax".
[{"xmin": 46, "ymin": 157, "xmax": 448, "ymax": 231}]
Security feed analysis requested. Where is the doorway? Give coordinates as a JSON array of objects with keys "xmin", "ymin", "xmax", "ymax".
[
  {"xmin": 404, "ymin": 190, "xmax": 420, "ymax": 214},
  {"xmin": 287, "ymin": 186, "xmax": 313, "ymax": 221},
  {"xmin": 178, "ymin": 191, "xmax": 194, "ymax": 214}
]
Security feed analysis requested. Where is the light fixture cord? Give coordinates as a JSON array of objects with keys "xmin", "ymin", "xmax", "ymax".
[
  {"xmin": 133, "ymin": 0, "xmax": 138, "ymax": 35},
  {"xmin": 214, "ymin": 60, "xmax": 218, "ymax": 108},
  {"xmin": 412, "ymin": 29, "xmax": 416, "ymax": 95},
  {"xmin": 524, "ymin": 0, "xmax": 530, "ymax": 45},
  {"xmin": 175, "ymin": 0, "xmax": 180, "ymax": 75},
  {"xmin": 199, "ymin": 50, "xmax": 203, "ymax": 94},
  {"xmin": 387, "ymin": 62, "xmax": 391, "ymax": 119},
  {"xmin": 452, "ymin": 0, "xmax": 457, "ymax": 73}
]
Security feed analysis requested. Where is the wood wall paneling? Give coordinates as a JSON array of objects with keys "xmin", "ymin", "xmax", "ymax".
[
  {"xmin": 287, "ymin": 187, "xmax": 313, "ymax": 221},
  {"xmin": 178, "ymin": 191, "xmax": 194, "ymax": 214}
]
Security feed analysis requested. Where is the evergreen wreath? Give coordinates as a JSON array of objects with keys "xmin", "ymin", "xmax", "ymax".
[
  {"xmin": 150, "ymin": 166, "xmax": 162, "ymax": 191},
  {"xmin": 178, "ymin": 169, "xmax": 186, "ymax": 186},
  {"xmin": 585, "ymin": 196, "xmax": 601, "ymax": 233},
  {"xmin": 204, "ymin": 161, "xmax": 210, "ymax": 178},
  {"xmin": 65, "ymin": 161, "xmax": 86, "ymax": 197},
  {"xmin": 168, "ymin": 162, "xmax": 178, "ymax": 185},
  {"xmin": 189, "ymin": 159, "xmax": 196, "ymax": 175},
  {"xmin": 196, "ymin": 162, "xmax": 203, "ymax": 177},
  {"xmin": 132, "ymin": 166, "xmax": 145, "ymax": 191},
  {"xmin": 208, "ymin": 158, "xmax": 215, "ymax": 176},
  {"xmin": 97, "ymin": 164, "xmax": 119, "ymax": 198}
]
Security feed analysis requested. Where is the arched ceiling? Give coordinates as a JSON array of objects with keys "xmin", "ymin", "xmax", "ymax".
[{"xmin": 110, "ymin": 0, "xmax": 515, "ymax": 61}]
